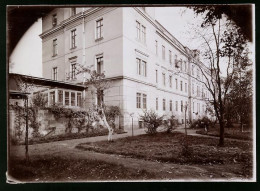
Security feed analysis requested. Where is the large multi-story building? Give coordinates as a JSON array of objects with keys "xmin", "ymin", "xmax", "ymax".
[{"xmin": 40, "ymin": 7, "xmax": 212, "ymax": 130}]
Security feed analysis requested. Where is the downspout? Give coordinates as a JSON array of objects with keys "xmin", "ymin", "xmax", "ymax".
[{"xmin": 82, "ymin": 8, "xmax": 86, "ymax": 103}]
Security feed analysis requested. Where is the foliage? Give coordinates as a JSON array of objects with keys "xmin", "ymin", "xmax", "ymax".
[
  {"xmin": 48, "ymin": 105, "xmax": 87, "ymax": 133},
  {"xmin": 164, "ymin": 115, "xmax": 178, "ymax": 133},
  {"xmin": 139, "ymin": 110, "xmax": 164, "ymax": 135},
  {"xmin": 104, "ymin": 105, "xmax": 121, "ymax": 128},
  {"xmin": 190, "ymin": 117, "xmax": 213, "ymax": 129}
]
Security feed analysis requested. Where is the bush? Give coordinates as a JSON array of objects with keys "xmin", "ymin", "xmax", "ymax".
[
  {"xmin": 190, "ymin": 116, "xmax": 213, "ymax": 129},
  {"xmin": 164, "ymin": 115, "xmax": 178, "ymax": 133},
  {"xmin": 139, "ymin": 110, "xmax": 164, "ymax": 135}
]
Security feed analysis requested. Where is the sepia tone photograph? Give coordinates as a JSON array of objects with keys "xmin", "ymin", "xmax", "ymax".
[{"xmin": 7, "ymin": 5, "xmax": 255, "ymax": 182}]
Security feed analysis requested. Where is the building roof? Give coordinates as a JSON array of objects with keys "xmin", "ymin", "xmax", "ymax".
[{"xmin": 9, "ymin": 73, "xmax": 87, "ymax": 92}]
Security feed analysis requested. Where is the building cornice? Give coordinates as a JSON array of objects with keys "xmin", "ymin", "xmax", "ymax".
[{"xmin": 40, "ymin": 7, "xmax": 103, "ymax": 39}]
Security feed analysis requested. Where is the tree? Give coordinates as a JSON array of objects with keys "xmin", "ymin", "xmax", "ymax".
[
  {"xmin": 75, "ymin": 64, "xmax": 115, "ymax": 141},
  {"xmin": 189, "ymin": 6, "xmax": 251, "ymax": 146}
]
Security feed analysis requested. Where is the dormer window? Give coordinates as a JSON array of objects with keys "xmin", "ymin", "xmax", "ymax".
[
  {"xmin": 71, "ymin": 8, "xmax": 76, "ymax": 16},
  {"xmin": 52, "ymin": 14, "xmax": 57, "ymax": 27}
]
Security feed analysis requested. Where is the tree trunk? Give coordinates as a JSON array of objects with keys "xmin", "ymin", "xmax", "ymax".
[{"xmin": 219, "ymin": 117, "xmax": 225, "ymax": 146}]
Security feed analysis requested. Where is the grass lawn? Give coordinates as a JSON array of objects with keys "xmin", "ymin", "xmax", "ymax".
[
  {"xmin": 8, "ymin": 155, "xmax": 155, "ymax": 182},
  {"xmin": 195, "ymin": 125, "xmax": 252, "ymax": 140},
  {"xmin": 76, "ymin": 132, "xmax": 253, "ymax": 178}
]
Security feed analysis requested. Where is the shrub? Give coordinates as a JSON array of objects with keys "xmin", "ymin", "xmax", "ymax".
[
  {"xmin": 164, "ymin": 115, "xmax": 178, "ymax": 133},
  {"xmin": 104, "ymin": 105, "xmax": 121, "ymax": 129},
  {"xmin": 139, "ymin": 110, "xmax": 164, "ymax": 135},
  {"xmin": 190, "ymin": 116, "xmax": 213, "ymax": 129}
]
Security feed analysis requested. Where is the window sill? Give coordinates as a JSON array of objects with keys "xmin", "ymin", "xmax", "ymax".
[
  {"xmin": 52, "ymin": 54, "xmax": 58, "ymax": 58},
  {"xmin": 95, "ymin": 37, "xmax": 104, "ymax": 42},
  {"xmin": 70, "ymin": 46, "xmax": 77, "ymax": 50}
]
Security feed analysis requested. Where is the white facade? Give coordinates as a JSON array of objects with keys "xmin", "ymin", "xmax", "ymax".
[{"xmin": 40, "ymin": 7, "xmax": 212, "ymax": 130}]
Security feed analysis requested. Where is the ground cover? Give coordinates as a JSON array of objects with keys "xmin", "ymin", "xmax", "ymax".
[
  {"xmin": 8, "ymin": 155, "xmax": 155, "ymax": 182},
  {"xmin": 76, "ymin": 132, "xmax": 253, "ymax": 178},
  {"xmin": 195, "ymin": 125, "xmax": 252, "ymax": 141}
]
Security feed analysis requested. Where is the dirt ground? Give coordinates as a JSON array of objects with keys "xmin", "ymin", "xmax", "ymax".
[{"xmin": 8, "ymin": 128, "xmax": 254, "ymax": 182}]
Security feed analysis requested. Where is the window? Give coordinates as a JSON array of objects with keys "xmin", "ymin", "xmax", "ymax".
[
  {"xmin": 53, "ymin": 39, "xmax": 57, "ymax": 56},
  {"xmin": 197, "ymin": 68, "xmax": 200, "ymax": 79},
  {"xmin": 156, "ymin": 98, "xmax": 158, "ymax": 110},
  {"xmin": 169, "ymin": 50, "xmax": 172, "ymax": 64},
  {"xmin": 176, "ymin": 101, "xmax": 178, "ymax": 111},
  {"xmin": 155, "ymin": 70, "xmax": 158, "ymax": 83},
  {"xmin": 192, "ymin": 83, "xmax": 194, "ymax": 94},
  {"xmin": 169, "ymin": 100, "xmax": 172, "ymax": 111},
  {"xmin": 162, "ymin": 45, "xmax": 165, "ymax": 60},
  {"xmin": 71, "ymin": 92, "xmax": 76, "ymax": 106},
  {"xmin": 71, "ymin": 8, "xmax": 76, "ymax": 16},
  {"xmin": 175, "ymin": 78, "xmax": 178, "ymax": 90},
  {"xmin": 193, "ymin": 102, "xmax": 195, "ymax": 111},
  {"xmin": 192, "ymin": 65, "xmax": 194, "ymax": 75},
  {"xmin": 136, "ymin": 93, "xmax": 146, "ymax": 109},
  {"xmin": 181, "ymin": 100, "xmax": 183, "ymax": 112},
  {"xmin": 58, "ymin": 90, "xmax": 63, "ymax": 104},
  {"xmin": 143, "ymin": 94, "xmax": 147, "ymax": 109},
  {"xmin": 138, "ymin": 121, "xmax": 144, "ymax": 129},
  {"xmin": 197, "ymin": 86, "xmax": 200, "ymax": 97},
  {"xmin": 175, "ymin": 55, "xmax": 178, "ymax": 68},
  {"xmin": 180, "ymin": 59, "xmax": 183, "ymax": 71},
  {"xmin": 53, "ymin": 67, "xmax": 57, "ymax": 80},
  {"xmin": 163, "ymin": 99, "xmax": 166, "ymax": 111},
  {"xmin": 137, "ymin": 58, "xmax": 146, "ymax": 77},
  {"xmin": 162, "ymin": 73, "xmax": 166, "ymax": 86},
  {"xmin": 96, "ymin": 18, "xmax": 103, "ymax": 39},
  {"xmin": 180, "ymin": 81, "xmax": 183, "ymax": 91},
  {"xmin": 155, "ymin": 40, "xmax": 158, "ymax": 55},
  {"xmin": 50, "ymin": 91, "xmax": 55, "ymax": 105},
  {"xmin": 77, "ymin": 92, "xmax": 82, "ymax": 107},
  {"xmin": 136, "ymin": 21, "xmax": 141, "ymax": 40},
  {"xmin": 97, "ymin": 90, "xmax": 104, "ymax": 106},
  {"xmin": 185, "ymin": 83, "xmax": 187, "ymax": 92},
  {"xmin": 71, "ymin": 63, "xmax": 76, "ymax": 79},
  {"xmin": 141, "ymin": 25, "xmax": 146, "ymax": 43},
  {"xmin": 169, "ymin": 75, "xmax": 172, "ymax": 88},
  {"xmin": 52, "ymin": 14, "xmax": 57, "ymax": 27},
  {"xmin": 97, "ymin": 56, "xmax": 103, "ymax": 74},
  {"xmin": 136, "ymin": 93, "xmax": 141, "ymax": 108},
  {"xmin": 65, "ymin": 91, "xmax": 70, "ymax": 106},
  {"xmin": 71, "ymin": 29, "xmax": 76, "ymax": 49}
]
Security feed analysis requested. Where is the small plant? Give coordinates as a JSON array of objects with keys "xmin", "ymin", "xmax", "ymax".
[
  {"xmin": 104, "ymin": 105, "xmax": 121, "ymax": 129},
  {"xmin": 139, "ymin": 110, "xmax": 164, "ymax": 135},
  {"xmin": 190, "ymin": 116, "xmax": 213, "ymax": 130},
  {"xmin": 164, "ymin": 115, "xmax": 178, "ymax": 133}
]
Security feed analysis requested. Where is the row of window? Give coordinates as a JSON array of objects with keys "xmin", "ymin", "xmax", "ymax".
[
  {"xmin": 192, "ymin": 83, "xmax": 210, "ymax": 99},
  {"xmin": 137, "ymin": 93, "xmax": 189, "ymax": 112},
  {"xmin": 52, "ymin": 55, "xmax": 103, "ymax": 81},
  {"xmin": 155, "ymin": 40, "xmax": 188, "ymax": 72},
  {"xmin": 155, "ymin": 70, "xmax": 187, "ymax": 92},
  {"xmin": 136, "ymin": 21, "xmax": 146, "ymax": 43},
  {"xmin": 42, "ymin": 89, "xmax": 82, "ymax": 107},
  {"xmin": 52, "ymin": 8, "xmax": 77, "ymax": 27},
  {"xmin": 52, "ymin": 18, "xmax": 103, "ymax": 56}
]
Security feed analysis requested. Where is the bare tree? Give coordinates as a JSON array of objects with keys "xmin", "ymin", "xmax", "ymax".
[
  {"xmin": 187, "ymin": 6, "xmax": 251, "ymax": 146},
  {"xmin": 74, "ymin": 64, "xmax": 114, "ymax": 141}
]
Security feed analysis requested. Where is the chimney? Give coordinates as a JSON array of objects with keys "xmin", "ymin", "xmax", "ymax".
[{"xmin": 192, "ymin": 49, "xmax": 200, "ymax": 60}]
